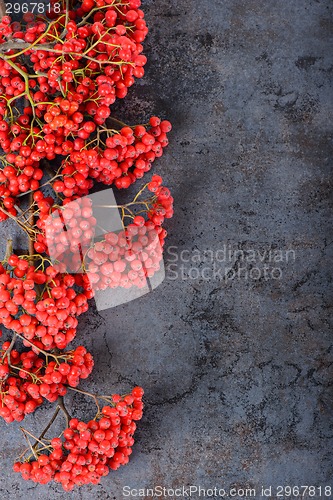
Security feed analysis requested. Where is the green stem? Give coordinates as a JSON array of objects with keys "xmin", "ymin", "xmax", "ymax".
[{"xmin": 0, "ymin": 58, "xmax": 36, "ymax": 117}]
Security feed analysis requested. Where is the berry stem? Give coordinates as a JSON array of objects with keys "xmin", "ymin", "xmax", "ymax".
[
  {"xmin": 106, "ymin": 117, "xmax": 129, "ymax": 128},
  {"xmin": 20, "ymin": 428, "xmax": 38, "ymax": 461},
  {"xmin": 4, "ymin": 238, "xmax": 13, "ymax": 262},
  {"xmin": 9, "ymin": 363, "xmax": 42, "ymax": 383},
  {"xmin": 67, "ymin": 386, "xmax": 116, "ymax": 407},
  {"xmin": 18, "ymin": 397, "xmax": 69, "ymax": 460},
  {"xmin": 28, "ymin": 193, "xmax": 35, "ymax": 260},
  {"xmin": 57, "ymin": 396, "xmax": 72, "ymax": 426},
  {"xmin": 20, "ymin": 427, "xmax": 51, "ymax": 454},
  {"xmin": 14, "ymin": 332, "xmax": 69, "ymax": 362},
  {"xmin": 40, "ymin": 405, "xmax": 60, "ymax": 447},
  {"xmin": 59, "ymin": 0, "xmax": 70, "ymax": 40},
  {"xmin": 17, "ymin": 173, "xmax": 63, "ymax": 198},
  {"xmin": 0, "ymin": 58, "xmax": 36, "ymax": 117},
  {"xmin": 0, "ymin": 41, "xmax": 32, "ymax": 53},
  {"xmin": 11, "ymin": 44, "xmax": 127, "ymax": 67},
  {"xmin": 1, "ymin": 332, "xmax": 17, "ymax": 363},
  {"xmin": 39, "ymin": 405, "xmax": 61, "ymax": 442},
  {"xmin": 0, "ymin": 206, "xmax": 35, "ymax": 235},
  {"xmin": 133, "ymin": 183, "xmax": 150, "ymax": 203},
  {"xmin": 2, "ymin": 24, "xmax": 55, "ymax": 59},
  {"xmin": 0, "ymin": 0, "xmax": 5, "ymax": 20}
]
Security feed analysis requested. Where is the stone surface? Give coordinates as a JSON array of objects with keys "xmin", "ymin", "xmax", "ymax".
[{"xmin": 0, "ymin": 0, "xmax": 332, "ymax": 498}]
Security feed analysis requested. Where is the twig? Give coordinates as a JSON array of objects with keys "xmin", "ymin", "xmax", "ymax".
[
  {"xmin": 67, "ymin": 386, "xmax": 113, "ymax": 411},
  {"xmin": 0, "ymin": 0, "xmax": 6, "ymax": 20},
  {"xmin": 28, "ymin": 192, "xmax": 35, "ymax": 260},
  {"xmin": 37, "ymin": 405, "xmax": 61, "ymax": 443},
  {"xmin": 21, "ymin": 428, "xmax": 48, "ymax": 450},
  {"xmin": 20, "ymin": 428, "xmax": 38, "ymax": 460},
  {"xmin": 0, "ymin": 205, "xmax": 36, "ymax": 235},
  {"xmin": 57, "ymin": 396, "xmax": 72, "ymax": 426},
  {"xmin": 0, "ymin": 41, "xmax": 29, "ymax": 53},
  {"xmin": 18, "ymin": 404, "xmax": 61, "ymax": 460},
  {"xmin": 106, "ymin": 117, "xmax": 129, "ymax": 129},
  {"xmin": 59, "ymin": 0, "xmax": 70, "ymax": 39},
  {"xmin": 15, "ymin": 332, "xmax": 68, "ymax": 361},
  {"xmin": 3, "ymin": 238, "xmax": 12, "ymax": 261},
  {"xmin": 2, "ymin": 332, "xmax": 17, "ymax": 363}
]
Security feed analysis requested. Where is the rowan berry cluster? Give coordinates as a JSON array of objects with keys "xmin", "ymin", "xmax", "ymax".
[
  {"xmin": 0, "ymin": 255, "xmax": 88, "ymax": 349},
  {"xmin": 36, "ymin": 195, "xmax": 97, "ymax": 261},
  {"xmin": 0, "ymin": 341, "xmax": 44, "ymax": 422},
  {"xmin": 79, "ymin": 175, "xmax": 174, "ymax": 292},
  {"xmin": 0, "ymin": 0, "xmax": 171, "ymax": 219},
  {"xmin": 0, "ymin": 341, "xmax": 93, "ymax": 422},
  {"xmin": 14, "ymin": 386, "xmax": 144, "ymax": 490},
  {"xmin": 31, "ymin": 345, "xmax": 94, "ymax": 401},
  {"xmin": 0, "ymin": 0, "xmax": 173, "ymax": 491}
]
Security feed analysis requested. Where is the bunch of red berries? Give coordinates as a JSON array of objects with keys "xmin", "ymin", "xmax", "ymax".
[
  {"xmin": 82, "ymin": 223, "xmax": 163, "ymax": 291},
  {"xmin": 0, "ymin": 0, "xmax": 173, "ymax": 490},
  {"xmin": 80, "ymin": 182, "xmax": 173, "ymax": 291},
  {"xmin": 0, "ymin": 339, "xmax": 94, "ymax": 421},
  {"xmin": 0, "ymin": 255, "xmax": 88, "ymax": 350},
  {"xmin": 34, "ymin": 173, "xmax": 173, "ymax": 292},
  {"xmin": 0, "ymin": 340, "xmax": 44, "ymax": 422},
  {"xmin": 0, "ymin": 0, "xmax": 172, "ymax": 218},
  {"xmin": 35, "ymin": 195, "xmax": 97, "ymax": 265},
  {"xmin": 86, "ymin": 119, "xmax": 171, "ymax": 189},
  {"xmin": 14, "ymin": 386, "xmax": 144, "ymax": 490},
  {"xmin": 40, "ymin": 346, "xmax": 94, "ymax": 400}
]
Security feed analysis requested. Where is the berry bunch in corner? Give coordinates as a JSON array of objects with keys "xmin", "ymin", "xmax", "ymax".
[
  {"xmin": 14, "ymin": 386, "xmax": 144, "ymax": 490},
  {"xmin": 0, "ymin": 0, "xmax": 173, "ymax": 491}
]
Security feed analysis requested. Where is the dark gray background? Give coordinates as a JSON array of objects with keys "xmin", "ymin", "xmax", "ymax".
[{"xmin": 0, "ymin": 0, "xmax": 332, "ymax": 498}]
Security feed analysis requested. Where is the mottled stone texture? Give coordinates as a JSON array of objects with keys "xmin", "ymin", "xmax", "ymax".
[{"xmin": 0, "ymin": 0, "xmax": 332, "ymax": 498}]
